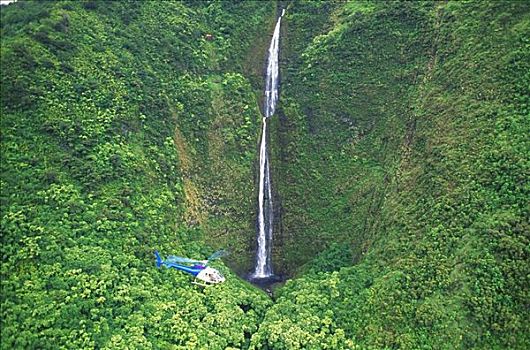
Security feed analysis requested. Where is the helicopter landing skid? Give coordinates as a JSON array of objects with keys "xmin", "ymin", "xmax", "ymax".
[{"xmin": 192, "ymin": 280, "xmax": 211, "ymax": 288}]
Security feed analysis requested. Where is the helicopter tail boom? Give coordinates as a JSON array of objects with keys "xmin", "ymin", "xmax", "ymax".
[{"xmin": 154, "ymin": 250, "xmax": 163, "ymax": 268}]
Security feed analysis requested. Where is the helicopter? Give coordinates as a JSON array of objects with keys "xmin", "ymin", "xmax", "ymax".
[{"xmin": 154, "ymin": 250, "xmax": 227, "ymax": 287}]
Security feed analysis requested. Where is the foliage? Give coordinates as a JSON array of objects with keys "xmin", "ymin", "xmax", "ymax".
[
  {"xmin": 258, "ymin": 0, "xmax": 529, "ymax": 349},
  {"xmin": 1, "ymin": 0, "xmax": 529, "ymax": 349},
  {"xmin": 1, "ymin": 1, "xmax": 273, "ymax": 348}
]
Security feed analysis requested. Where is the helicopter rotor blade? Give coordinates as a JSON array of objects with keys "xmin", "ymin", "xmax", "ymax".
[
  {"xmin": 166, "ymin": 255, "xmax": 203, "ymax": 264},
  {"xmin": 207, "ymin": 249, "xmax": 229, "ymax": 261}
]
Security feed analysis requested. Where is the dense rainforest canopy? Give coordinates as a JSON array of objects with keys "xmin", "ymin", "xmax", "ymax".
[{"xmin": 1, "ymin": 1, "xmax": 528, "ymax": 349}]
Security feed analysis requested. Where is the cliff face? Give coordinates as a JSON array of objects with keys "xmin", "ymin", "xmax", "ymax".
[
  {"xmin": 1, "ymin": 1, "xmax": 528, "ymax": 349},
  {"xmin": 272, "ymin": 1, "xmax": 432, "ymax": 273}
]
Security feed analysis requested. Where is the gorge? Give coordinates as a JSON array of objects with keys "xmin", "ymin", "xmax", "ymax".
[{"xmin": 1, "ymin": 1, "xmax": 528, "ymax": 349}]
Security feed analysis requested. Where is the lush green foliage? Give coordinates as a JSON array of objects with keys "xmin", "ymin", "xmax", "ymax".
[
  {"xmin": 254, "ymin": 1, "xmax": 530, "ymax": 349},
  {"xmin": 2, "ymin": 0, "xmax": 528, "ymax": 349},
  {"xmin": 1, "ymin": 1, "xmax": 273, "ymax": 348}
]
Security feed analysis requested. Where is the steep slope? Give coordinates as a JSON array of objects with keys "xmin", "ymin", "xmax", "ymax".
[
  {"xmin": 1, "ymin": 1, "xmax": 275, "ymax": 348},
  {"xmin": 254, "ymin": 1, "xmax": 529, "ymax": 349}
]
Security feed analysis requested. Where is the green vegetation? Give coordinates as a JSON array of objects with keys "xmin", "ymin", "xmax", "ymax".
[
  {"xmin": 257, "ymin": 1, "xmax": 529, "ymax": 349},
  {"xmin": 1, "ymin": 0, "xmax": 528, "ymax": 349},
  {"xmin": 1, "ymin": 1, "xmax": 274, "ymax": 348}
]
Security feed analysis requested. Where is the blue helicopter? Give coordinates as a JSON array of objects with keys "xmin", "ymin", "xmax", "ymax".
[{"xmin": 154, "ymin": 250, "xmax": 227, "ymax": 287}]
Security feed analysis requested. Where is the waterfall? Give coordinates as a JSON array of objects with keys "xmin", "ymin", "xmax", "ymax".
[{"xmin": 252, "ymin": 9, "xmax": 285, "ymax": 279}]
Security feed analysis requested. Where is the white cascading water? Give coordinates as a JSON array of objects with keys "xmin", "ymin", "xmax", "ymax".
[{"xmin": 252, "ymin": 9, "xmax": 285, "ymax": 279}]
